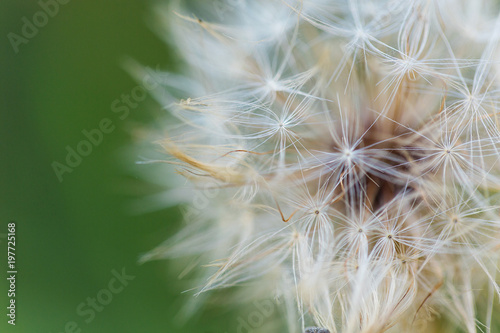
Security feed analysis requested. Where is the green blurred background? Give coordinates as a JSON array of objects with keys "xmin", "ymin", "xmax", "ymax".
[{"xmin": 0, "ymin": 1, "xmax": 240, "ymax": 332}]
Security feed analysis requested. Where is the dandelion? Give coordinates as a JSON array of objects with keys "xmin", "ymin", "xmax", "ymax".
[{"xmin": 137, "ymin": 0, "xmax": 500, "ymax": 332}]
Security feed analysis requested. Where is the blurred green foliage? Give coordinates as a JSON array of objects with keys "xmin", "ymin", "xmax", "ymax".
[{"xmin": 0, "ymin": 1, "xmax": 239, "ymax": 332}]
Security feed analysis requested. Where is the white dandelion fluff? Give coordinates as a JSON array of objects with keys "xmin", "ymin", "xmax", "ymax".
[{"xmin": 137, "ymin": 0, "xmax": 500, "ymax": 332}]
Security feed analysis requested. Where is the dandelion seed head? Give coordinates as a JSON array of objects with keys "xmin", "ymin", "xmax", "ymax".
[{"xmin": 138, "ymin": 0, "xmax": 500, "ymax": 331}]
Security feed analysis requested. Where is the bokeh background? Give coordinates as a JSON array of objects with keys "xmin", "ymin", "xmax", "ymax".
[{"xmin": 0, "ymin": 1, "xmax": 241, "ymax": 332}]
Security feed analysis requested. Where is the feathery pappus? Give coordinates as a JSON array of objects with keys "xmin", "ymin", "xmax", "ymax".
[{"xmin": 135, "ymin": 0, "xmax": 500, "ymax": 332}]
